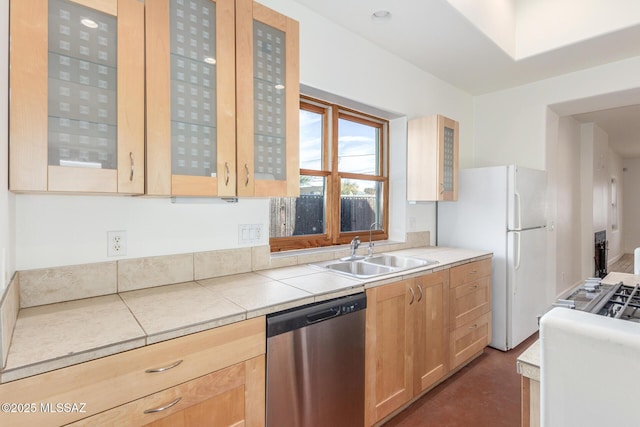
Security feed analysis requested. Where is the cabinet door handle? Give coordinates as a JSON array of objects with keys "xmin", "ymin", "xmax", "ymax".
[
  {"xmin": 143, "ymin": 397, "xmax": 182, "ymax": 414},
  {"xmin": 469, "ymin": 270, "xmax": 477, "ymax": 275},
  {"xmin": 224, "ymin": 162, "xmax": 230, "ymax": 186},
  {"xmin": 129, "ymin": 152, "xmax": 134, "ymax": 182},
  {"xmin": 440, "ymin": 182, "xmax": 444, "ymax": 194},
  {"xmin": 469, "ymin": 324, "xmax": 478, "ymax": 330},
  {"xmin": 409, "ymin": 287, "xmax": 415, "ymax": 305},
  {"xmin": 469, "ymin": 285, "xmax": 478, "ymax": 290},
  {"xmin": 244, "ymin": 164, "xmax": 250, "ymax": 187},
  {"xmin": 145, "ymin": 359, "xmax": 183, "ymax": 373},
  {"xmin": 417, "ymin": 285, "xmax": 423, "ymax": 302}
]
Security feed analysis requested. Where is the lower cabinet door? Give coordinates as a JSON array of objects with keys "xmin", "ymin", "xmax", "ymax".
[
  {"xmin": 365, "ymin": 280, "xmax": 413, "ymax": 426},
  {"xmin": 413, "ymin": 271, "xmax": 449, "ymax": 395},
  {"xmin": 70, "ymin": 355, "xmax": 265, "ymax": 427}
]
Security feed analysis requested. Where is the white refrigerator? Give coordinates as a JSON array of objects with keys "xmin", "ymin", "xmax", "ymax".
[{"xmin": 438, "ymin": 165, "xmax": 547, "ymax": 351}]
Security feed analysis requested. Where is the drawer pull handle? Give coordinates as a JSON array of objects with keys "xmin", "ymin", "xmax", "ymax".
[
  {"xmin": 409, "ymin": 287, "xmax": 415, "ymax": 305},
  {"xmin": 129, "ymin": 152, "xmax": 134, "ymax": 182},
  {"xmin": 145, "ymin": 359, "xmax": 183, "ymax": 373},
  {"xmin": 470, "ymin": 285, "xmax": 478, "ymax": 290},
  {"xmin": 469, "ymin": 324, "xmax": 478, "ymax": 330},
  {"xmin": 417, "ymin": 285, "xmax": 423, "ymax": 302},
  {"xmin": 144, "ymin": 397, "xmax": 182, "ymax": 414},
  {"xmin": 469, "ymin": 270, "xmax": 477, "ymax": 275}
]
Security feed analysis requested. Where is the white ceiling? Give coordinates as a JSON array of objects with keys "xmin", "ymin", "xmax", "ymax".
[
  {"xmin": 573, "ymin": 105, "xmax": 640, "ymax": 158},
  {"xmin": 292, "ymin": 0, "xmax": 640, "ymax": 157}
]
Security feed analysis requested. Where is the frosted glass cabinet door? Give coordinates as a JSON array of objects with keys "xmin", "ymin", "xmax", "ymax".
[
  {"xmin": 407, "ymin": 114, "xmax": 459, "ymax": 202},
  {"xmin": 9, "ymin": 0, "xmax": 145, "ymax": 194},
  {"xmin": 236, "ymin": 0, "xmax": 300, "ymax": 197},
  {"xmin": 146, "ymin": 0, "xmax": 236, "ymax": 196},
  {"xmin": 439, "ymin": 116, "xmax": 459, "ymax": 201}
]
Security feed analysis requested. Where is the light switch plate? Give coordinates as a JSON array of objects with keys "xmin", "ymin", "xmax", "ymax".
[{"xmin": 239, "ymin": 224, "xmax": 264, "ymax": 245}]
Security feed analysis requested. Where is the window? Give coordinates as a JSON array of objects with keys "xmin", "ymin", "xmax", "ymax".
[{"xmin": 269, "ymin": 96, "xmax": 389, "ymax": 251}]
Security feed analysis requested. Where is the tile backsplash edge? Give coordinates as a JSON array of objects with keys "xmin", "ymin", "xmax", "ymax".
[
  {"xmin": 0, "ymin": 273, "xmax": 19, "ymax": 369},
  {"xmin": 15, "ymin": 231, "xmax": 431, "ymax": 307}
]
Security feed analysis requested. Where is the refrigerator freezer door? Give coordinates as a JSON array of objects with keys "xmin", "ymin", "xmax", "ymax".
[
  {"xmin": 507, "ymin": 166, "xmax": 547, "ymax": 230},
  {"xmin": 507, "ymin": 227, "xmax": 547, "ymax": 349}
]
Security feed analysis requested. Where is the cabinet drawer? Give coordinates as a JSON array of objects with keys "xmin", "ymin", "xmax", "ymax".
[
  {"xmin": 0, "ymin": 317, "xmax": 265, "ymax": 427},
  {"xmin": 450, "ymin": 276, "xmax": 491, "ymax": 329},
  {"xmin": 449, "ymin": 259, "xmax": 492, "ymax": 288},
  {"xmin": 70, "ymin": 355, "xmax": 265, "ymax": 427},
  {"xmin": 449, "ymin": 311, "xmax": 492, "ymax": 370}
]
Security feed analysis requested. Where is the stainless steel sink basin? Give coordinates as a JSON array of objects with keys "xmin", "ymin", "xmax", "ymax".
[
  {"xmin": 326, "ymin": 260, "xmax": 395, "ymax": 278},
  {"xmin": 365, "ymin": 254, "xmax": 436, "ymax": 269},
  {"xmin": 319, "ymin": 254, "xmax": 438, "ymax": 279}
]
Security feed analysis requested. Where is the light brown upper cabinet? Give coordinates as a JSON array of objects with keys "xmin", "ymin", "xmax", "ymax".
[
  {"xmin": 9, "ymin": 0, "xmax": 145, "ymax": 194},
  {"xmin": 236, "ymin": 0, "xmax": 300, "ymax": 197},
  {"xmin": 146, "ymin": 0, "xmax": 300, "ymax": 197},
  {"xmin": 146, "ymin": 0, "xmax": 237, "ymax": 197},
  {"xmin": 407, "ymin": 115, "xmax": 459, "ymax": 201}
]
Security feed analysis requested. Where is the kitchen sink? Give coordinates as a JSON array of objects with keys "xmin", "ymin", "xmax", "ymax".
[
  {"xmin": 319, "ymin": 254, "xmax": 438, "ymax": 279},
  {"xmin": 326, "ymin": 260, "xmax": 396, "ymax": 278},
  {"xmin": 364, "ymin": 254, "xmax": 436, "ymax": 269}
]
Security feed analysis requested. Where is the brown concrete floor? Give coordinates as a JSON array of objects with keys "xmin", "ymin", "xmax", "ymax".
[{"xmin": 384, "ymin": 332, "xmax": 539, "ymax": 427}]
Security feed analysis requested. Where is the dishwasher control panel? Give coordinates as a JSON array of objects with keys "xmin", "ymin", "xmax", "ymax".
[
  {"xmin": 267, "ymin": 293, "xmax": 366, "ymax": 337},
  {"xmin": 342, "ymin": 300, "xmax": 365, "ymax": 314}
]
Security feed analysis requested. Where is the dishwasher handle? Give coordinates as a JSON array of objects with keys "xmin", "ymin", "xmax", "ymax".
[
  {"xmin": 267, "ymin": 293, "xmax": 367, "ymax": 338},
  {"xmin": 306, "ymin": 307, "xmax": 341, "ymax": 324}
]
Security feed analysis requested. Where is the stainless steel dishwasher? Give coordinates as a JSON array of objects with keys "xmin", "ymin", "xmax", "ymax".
[{"xmin": 266, "ymin": 292, "xmax": 366, "ymax": 427}]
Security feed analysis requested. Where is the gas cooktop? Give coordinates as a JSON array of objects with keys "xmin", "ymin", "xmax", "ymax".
[
  {"xmin": 593, "ymin": 283, "xmax": 640, "ymax": 322},
  {"xmin": 556, "ymin": 279, "xmax": 640, "ymax": 323},
  {"xmin": 555, "ymin": 278, "xmax": 613, "ymax": 312}
]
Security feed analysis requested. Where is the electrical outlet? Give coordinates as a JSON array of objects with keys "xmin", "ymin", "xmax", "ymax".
[{"xmin": 107, "ymin": 231, "xmax": 127, "ymax": 257}]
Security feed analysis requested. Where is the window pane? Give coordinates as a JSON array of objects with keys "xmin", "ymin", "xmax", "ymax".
[
  {"xmin": 340, "ymin": 178, "xmax": 383, "ymax": 232},
  {"xmin": 270, "ymin": 176, "xmax": 326, "ymax": 237},
  {"xmin": 300, "ymin": 109, "xmax": 323, "ymax": 170},
  {"xmin": 338, "ymin": 118, "xmax": 379, "ymax": 174}
]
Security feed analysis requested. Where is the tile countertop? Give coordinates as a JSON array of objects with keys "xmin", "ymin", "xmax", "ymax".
[
  {"xmin": 516, "ymin": 339, "xmax": 540, "ymax": 381},
  {"xmin": 2, "ymin": 246, "xmax": 491, "ymax": 383}
]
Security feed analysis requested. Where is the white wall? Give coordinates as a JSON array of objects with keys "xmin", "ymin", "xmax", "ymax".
[
  {"xmin": 475, "ymin": 56, "xmax": 640, "ymax": 301},
  {"xmin": 607, "ymin": 142, "xmax": 624, "ymax": 263},
  {"xmin": 622, "ymin": 158, "xmax": 640, "ymax": 253},
  {"xmin": 580, "ymin": 123, "xmax": 624, "ymax": 272},
  {"xmin": 591, "ymin": 124, "xmax": 609, "ymax": 234},
  {"xmin": 12, "ymin": 0, "xmax": 474, "ymax": 270},
  {"xmin": 550, "ymin": 115, "xmax": 582, "ymax": 296},
  {"xmin": 0, "ymin": 0, "xmax": 14, "ymax": 291},
  {"xmin": 580, "ymin": 124, "xmax": 595, "ymax": 280},
  {"xmin": 474, "ymin": 57, "xmax": 640, "ymax": 171}
]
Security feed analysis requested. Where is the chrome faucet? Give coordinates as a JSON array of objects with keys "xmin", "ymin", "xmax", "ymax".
[
  {"xmin": 350, "ymin": 236, "xmax": 361, "ymax": 258},
  {"xmin": 368, "ymin": 222, "xmax": 379, "ymax": 257}
]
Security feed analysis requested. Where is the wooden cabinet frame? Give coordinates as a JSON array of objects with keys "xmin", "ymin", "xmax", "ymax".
[
  {"xmin": 407, "ymin": 114, "xmax": 459, "ymax": 201},
  {"xmin": 236, "ymin": 0, "xmax": 300, "ymax": 197},
  {"xmin": 365, "ymin": 272, "xmax": 449, "ymax": 426},
  {"xmin": 145, "ymin": 0, "xmax": 237, "ymax": 197},
  {"xmin": 9, "ymin": 0, "xmax": 145, "ymax": 194}
]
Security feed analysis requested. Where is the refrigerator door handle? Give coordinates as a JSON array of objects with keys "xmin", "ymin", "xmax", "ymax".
[
  {"xmin": 514, "ymin": 167, "xmax": 522, "ymax": 230},
  {"xmin": 513, "ymin": 231, "xmax": 521, "ymax": 294}
]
